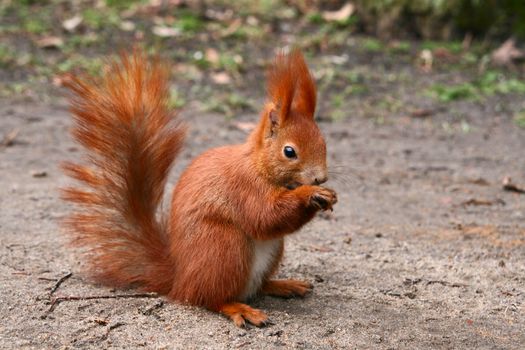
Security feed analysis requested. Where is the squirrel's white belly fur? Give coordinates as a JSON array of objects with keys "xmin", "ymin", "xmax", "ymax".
[{"xmin": 241, "ymin": 238, "xmax": 281, "ymax": 300}]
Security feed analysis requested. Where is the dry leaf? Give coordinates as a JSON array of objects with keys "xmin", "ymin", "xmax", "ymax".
[
  {"xmin": 152, "ymin": 26, "xmax": 180, "ymax": 37},
  {"xmin": 419, "ymin": 49, "xmax": 433, "ymax": 72},
  {"xmin": 462, "ymin": 33, "xmax": 473, "ymax": 51},
  {"xmin": 211, "ymin": 72, "xmax": 231, "ymax": 85},
  {"xmin": 433, "ymin": 47, "xmax": 455, "ymax": 60},
  {"xmin": 322, "ymin": 2, "xmax": 354, "ymax": 22},
  {"xmin": 468, "ymin": 178, "xmax": 490, "ymax": 186},
  {"xmin": 492, "ymin": 38, "xmax": 524, "ymax": 66},
  {"xmin": 410, "ymin": 109, "xmax": 434, "ymax": 118},
  {"xmin": 233, "ymin": 122, "xmax": 256, "ymax": 132},
  {"xmin": 205, "ymin": 48, "xmax": 220, "ymax": 65},
  {"xmin": 62, "ymin": 15, "xmax": 82, "ymax": 32},
  {"xmin": 53, "ymin": 73, "xmax": 74, "ymax": 87},
  {"xmin": 135, "ymin": 30, "xmax": 144, "ymax": 40},
  {"xmin": 246, "ymin": 16, "xmax": 259, "ymax": 26},
  {"xmin": 52, "ymin": 75, "xmax": 64, "ymax": 87},
  {"xmin": 221, "ymin": 18, "xmax": 241, "ymax": 37},
  {"xmin": 120, "ymin": 20, "xmax": 136, "ymax": 32},
  {"xmin": 2, "ymin": 129, "xmax": 19, "ymax": 147},
  {"xmin": 36, "ymin": 36, "xmax": 64, "ymax": 49},
  {"xmin": 53, "ymin": 73, "xmax": 76, "ymax": 87}
]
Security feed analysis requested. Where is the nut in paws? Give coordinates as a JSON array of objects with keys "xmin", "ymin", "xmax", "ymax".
[{"xmin": 310, "ymin": 187, "xmax": 337, "ymax": 211}]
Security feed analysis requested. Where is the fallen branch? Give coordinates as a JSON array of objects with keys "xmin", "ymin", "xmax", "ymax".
[{"xmin": 47, "ymin": 293, "xmax": 159, "ymax": 313}]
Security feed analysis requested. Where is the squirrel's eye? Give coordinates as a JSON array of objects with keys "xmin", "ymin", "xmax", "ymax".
[{"xmin": 283, "ymin": 146, "xmax": 297, "ymax": 159}]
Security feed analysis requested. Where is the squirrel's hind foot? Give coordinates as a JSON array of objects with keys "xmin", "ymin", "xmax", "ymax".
[
  {"xmin": 262, "ymin": 279, "xmax": 313, "ymax": 298},
  {"xmin": 219, "ymin": 302, "xmax": 269, "ymax": 328}
]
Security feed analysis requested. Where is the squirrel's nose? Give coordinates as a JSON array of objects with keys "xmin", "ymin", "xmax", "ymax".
[{"xmin": 314, "ymin": 175, "xmax": 328, "ymax": 185}]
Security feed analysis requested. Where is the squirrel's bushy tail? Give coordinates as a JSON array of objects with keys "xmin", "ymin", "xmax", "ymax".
[{"xmin": 61, "ymin": 51, "xmax": 185, "ymax": 294}]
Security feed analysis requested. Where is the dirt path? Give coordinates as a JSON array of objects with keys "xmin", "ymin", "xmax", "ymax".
[{"xmin": 1, "ymin": 87, "xmax": 524, "ymax": 349}]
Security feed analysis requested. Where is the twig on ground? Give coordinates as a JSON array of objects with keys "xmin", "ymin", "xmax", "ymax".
[
  {"xmin": 141, "ymin": 300, "xmax": 165, "ymax": 316},
  {"xmin": 47, "ymin": 293, "xmax": 159, "ymax": 313},
  {"xmin": 380, "ymin": 289, "xmax": 402, "ymax": 297},
  {"xmin": 49, "ymin": 272, "xmax": 73, "ymax": 295},
  {"xmin": 461, "ymin": 198, "xmax": 505, "ymax": 207},
  {"xmin": 102, "ymin": 322, "xmax": 126, "ymax": 340},
  {"xmin": 502, "ymin": 177, "xmax": 525, "ymax": 194},
  {"xmin": 426, "ymin": 280, "xmax": 467, "ymax": 288}
]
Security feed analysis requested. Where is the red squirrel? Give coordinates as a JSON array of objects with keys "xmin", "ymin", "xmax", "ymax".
[{"xmin": 61, "ymin": 49, "xmax": 337, "ymax": 327}]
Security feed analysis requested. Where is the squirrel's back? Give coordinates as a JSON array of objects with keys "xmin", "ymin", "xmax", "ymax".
[{"xmin": 169, "ymin": 143, "xmax": 257, "ymax": 225}]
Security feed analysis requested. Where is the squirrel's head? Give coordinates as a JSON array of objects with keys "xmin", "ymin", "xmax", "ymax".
[{"xmin": 251, "ymin": 49, "xmax": 327, "ymax": 189}]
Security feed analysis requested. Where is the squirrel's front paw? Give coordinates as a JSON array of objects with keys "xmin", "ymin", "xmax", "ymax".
[{"xmin": 310, "ymin": 187, "xmax": 338, "ymax": 211}]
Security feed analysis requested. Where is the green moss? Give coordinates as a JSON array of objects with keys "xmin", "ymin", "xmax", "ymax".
[
  {"xmin": 476, "ymin": 71, "xmax": 525, "ymax": 94},
  {"xmin": 24, "ymin": 19, "xmax": 47, "ymax": 33},
  {"xmin": 428, "ymin": 71, "xmax": 525, "ymax": 102},
  {"xmin": 168, "ymin": 88, "xmax": 186, "ymax": 109},
  {"xmin": 224, "ymin": 24, "xmax": 264, "ymax": 40},
  {"xmin": 514, "ymin": 112, "xmax": 525, "ymax": 128},
  {"xmin": 349, "ymin": 85, "xmax": 368, "ymax": 95},
  {"xmin": 203, "ymin": 92, "xmax": 254, "ymax": 119},
  {"xmin": 175, "ymin": 12, "xmax": 203, "ymax": 33},
  {"xmin": 362, "ymin": 38, "xmax": 384, "ymax": 52},
  {"xmin": 421, "ymin": 41, "xmax": 463, "ymax": 54},
  {"xmin": 389, "ymin": 41, "xmax": 411, "ymax": 53},
  {"xmin": 330, "ymin": 94, "xmax": 344, "ymax": 109},
  {"xmin": 83, "ymin": 8, "xmax": 120, "ymax": 30},
  {"xmin": 105, "ymin": 0, "xmax": 144, "ymax": 9},
  {"xmin": 331, "ymin": 109, "xmax": 347, "ymax": 122},
  {"xmin": 218, "ymin": 53, "xmax": 243, "ymax": 73},
  {"xmin": 64, "ymin": 33, "xmax": 100, "ymax": 52},
  {"xmin": 0, "ymin": 44, "xmax": 15, "ymax": 68},
  {"xmin": 57, "ymin": 56, "xmax": 105, "ymax": 76},
  {"xmin": 307, "ymin": 12, "xmax": 324, "ymax": 24},
  {"xmin": 428, "ymin": 83, "xmax": 478, "ymax": 102}
]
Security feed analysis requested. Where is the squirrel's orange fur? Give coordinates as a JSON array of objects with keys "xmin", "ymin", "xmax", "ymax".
[{"xmin": 62, "ymin": 49, "xmax": 337, "ymax": 326}]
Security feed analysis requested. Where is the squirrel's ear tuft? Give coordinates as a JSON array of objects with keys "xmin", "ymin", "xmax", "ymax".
[
  {"xmin": 266, "ymin": 50, "xmax": 296, "ymax": 124},
  {"xmin": 290, "ymin": 50, "xmax": 316, "ymax": 119},
  {"xmin": 266, "ymin": 49, "xmax": 317, "ymax": 123}
]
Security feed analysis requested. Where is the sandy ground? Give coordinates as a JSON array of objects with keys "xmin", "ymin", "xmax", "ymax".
[{"xmin": 1, "ymin": 93, "xmax": 524, "ymax": 349}]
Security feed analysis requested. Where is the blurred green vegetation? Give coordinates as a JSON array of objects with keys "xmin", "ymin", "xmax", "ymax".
[
  {"xmin": 353, "ymin": 0, "xmax": 525, "ymax": 39},
  {"xmin": 514, "ymin": 111, "xmax": 525, "ymax": 128},
  {"xmin": 0, "ymin": 0, "xmax": 525, "ymax": 129},
  {"xmin": 428, "ymin": 71, "xmax": 525, "ymax": 102}
]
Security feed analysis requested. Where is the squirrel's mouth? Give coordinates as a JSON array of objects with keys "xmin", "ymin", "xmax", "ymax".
[{"xmin": 285, "ymin": 181, "xmax": 302, "ymax": 190}]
